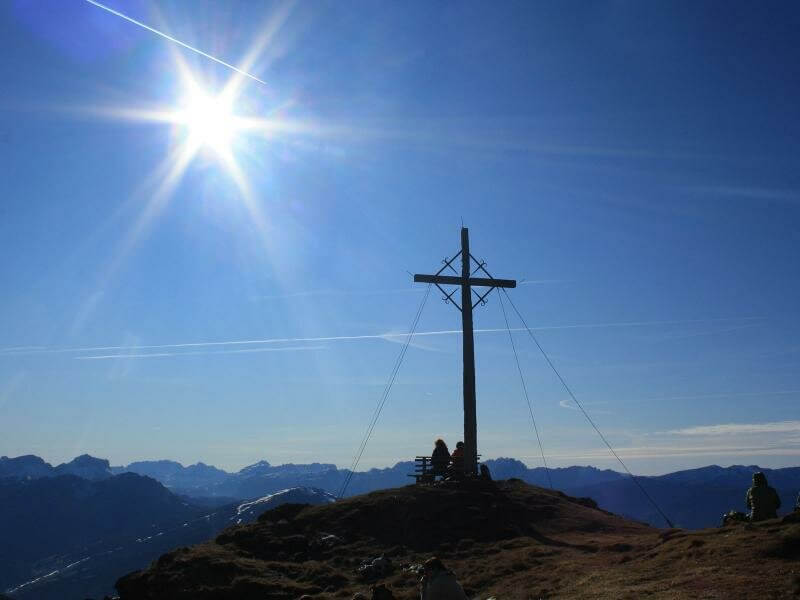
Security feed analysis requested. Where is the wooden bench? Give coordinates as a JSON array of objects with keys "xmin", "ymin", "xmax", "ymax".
[
  {"xmin": 408, "ymin": 455, "xmax": 481, "ymax": 484},
  {"xmin": 408, "ymin": 456, "xmax": 437, "ymax": 484}
]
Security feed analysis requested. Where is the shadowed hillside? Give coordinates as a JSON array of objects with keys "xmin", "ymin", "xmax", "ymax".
[
  {"xmin": 3, "ymin": 486, "xmax": 334, "ymax": 600},
  {"xmin": 111, "ymin": 479, "xmax": 796, "ymax": 598},
  {"xmin": 0, "ymin": 473, "xmax": 201, "ymax": 592}
]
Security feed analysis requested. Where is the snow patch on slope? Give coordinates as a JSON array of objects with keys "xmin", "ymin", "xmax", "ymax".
[{"xmin": 234, "ymin": 487, "xmax": 336, "ymax": 524}]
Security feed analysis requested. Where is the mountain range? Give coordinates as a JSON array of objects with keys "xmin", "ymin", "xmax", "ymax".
[
  {"xmin": 114, "ymin": 455, "xmax": 800, "ymax": 528},
  {"xmin": 0, "ymin": 456, "xmax": 336, "ymax": 599},
  {"xmin": 3, "ymin": 452, "xmax": 799, "ymax": 598},
  {"xmin": 0, "ymin": 454, "xmax": 112, "ymax": 481},
  {"xmin": 4, "ymin": 453, "xmax": 799, "ymax": 529},
  {"xmin": 487, "ymin": 458, "xmax": 800, "ymax": 529}
]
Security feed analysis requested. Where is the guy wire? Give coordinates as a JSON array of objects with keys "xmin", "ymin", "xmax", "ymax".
[
  {"xmin": 337, "ymin": 284, "xmax": 431, "ymax": 498},
  {"xmin": 498, "ymin": 291, "xmax": 553, "ymax": 489},
  {"xmin": 500, "ymin": 288, "xmax": 674, "ymax": 529}
]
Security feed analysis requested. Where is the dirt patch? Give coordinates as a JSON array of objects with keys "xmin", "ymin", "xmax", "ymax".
[{"xmin": 761, "ymin": 532, "xmax": 800, "ymax": 559}]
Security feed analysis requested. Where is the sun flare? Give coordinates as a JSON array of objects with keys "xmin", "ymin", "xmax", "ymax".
[{"xmin": 177, "ymin": 90, "xmax": 239, "ymax": 156}]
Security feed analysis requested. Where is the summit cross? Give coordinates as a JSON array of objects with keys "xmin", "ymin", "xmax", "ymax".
[{"xmin": 414, "ymin": 227, "xmax": 516, "ymax": 476}]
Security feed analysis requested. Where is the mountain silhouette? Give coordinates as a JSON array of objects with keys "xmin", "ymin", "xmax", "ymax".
[
  {"xmin": 7, "ymin": 454, "xmax": 800, "ymax": 529},
  {"xmin": 567, "ymin": 465, "xmax": 800, "ymax": 529},
  {"xmin": 53, "ymin": 454, "xmax": 112, "ymax": 480},
  {"xmin": 121, "ymin": 456, "xmax": 800, "ymax": 529},
  {"xmin": 0, "ymin": 454, "xmax": 111, "ymax": 481},
  {"xmin": 2, "ymin": 477, "xmax": 335, "ymax": 600},
  {"xmin": 0, "ymin": 455, "xmax": 53, "ymax": 479},
  {"xmin": 0, "ymin": 472, "xmax": 200, "ymax": 594}
]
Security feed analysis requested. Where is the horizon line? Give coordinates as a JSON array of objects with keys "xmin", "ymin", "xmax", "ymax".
[{"xmin": 3, "ymin": 451, "xmax": 787, "ymax": 479}]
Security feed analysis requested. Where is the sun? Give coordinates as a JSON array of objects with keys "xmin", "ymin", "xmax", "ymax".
[{"xmin": 176, "ymin": 88, "xmax": 240, "ymax": 156}]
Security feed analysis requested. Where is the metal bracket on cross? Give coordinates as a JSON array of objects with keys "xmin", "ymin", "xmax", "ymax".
[{"xmin": 417, "ymin": 249, "xmax": 514, "ymax": 313}]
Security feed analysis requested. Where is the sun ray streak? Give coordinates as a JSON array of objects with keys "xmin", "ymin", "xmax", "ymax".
[
  {"xmin": 83, "ymin": 0, "xmax": 268, "ymax": 85},
  {"xmin": 221, "ymin": 2, "xmax": 295, "ymax": 101},
  {"xmin": 71, "ymin": 141, "xmax": 199, "ymax": 331},
  {"xmin": 106, "ymin": 141, "xmax": 198, "ymax": 274}
]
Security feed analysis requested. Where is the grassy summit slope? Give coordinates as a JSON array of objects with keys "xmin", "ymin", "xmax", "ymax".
[{"xmin": 116, "ymin": 479, "xmax": 800, "ymax": 599}]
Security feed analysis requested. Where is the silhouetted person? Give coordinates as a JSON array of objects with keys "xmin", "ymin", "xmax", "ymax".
[
  {"xmin": 430, "ymin": 439, "xmax": 450, "ymax": 478},
  {"xmin": 449, "ymin": 441, "xmax": 464, "ymax": 475},
  {"xmin": 746, "ymin": 471, "xmax": 781, "ymax": 521},
  {"xmin": 419, "ymin": 557, "xmax": 468, "ymax": 600}
]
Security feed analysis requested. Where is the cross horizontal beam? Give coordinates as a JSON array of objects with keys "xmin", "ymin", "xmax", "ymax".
[{"xmin": 413, "ymin": 274, "xmax": 516, "ymax": 288}]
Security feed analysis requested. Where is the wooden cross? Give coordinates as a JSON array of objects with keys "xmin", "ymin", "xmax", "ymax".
[{"xmin": 414, "ymin": 227, "xmax": 516, "ymax": 476}]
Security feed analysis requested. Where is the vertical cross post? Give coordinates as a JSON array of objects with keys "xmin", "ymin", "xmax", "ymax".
[
  {"xmin": 460, "ymin": 228, "xmax": 478, "ymax": 476},
  {"xmin": 413, "ymin": 227, "xmax": 515, "ymax": 479}
]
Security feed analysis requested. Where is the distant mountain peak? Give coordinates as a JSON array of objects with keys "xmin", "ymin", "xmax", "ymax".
[
  {"xmin": 66, "ymin": 454, "xmax": 110, "ymax": 466},
  {"xmin": 0, "ymin": 454, "xmax": 53, "ymax": 480},
  {"xmin": 55, "ymin": 455, "xmax": 111, "ymax": 480},
  {"xmin": 238, "ymin": 460, "xmax": 271, "ymax": 475}
]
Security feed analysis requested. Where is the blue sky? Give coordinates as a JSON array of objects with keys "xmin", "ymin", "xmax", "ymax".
[{"xmin": 1, "ymin": 0, "xmax": 798, "ymax": 474}]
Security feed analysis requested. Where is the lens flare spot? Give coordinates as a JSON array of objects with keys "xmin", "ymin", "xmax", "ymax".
[{"xmin": 178, "ymin": 91, "xmax": 238, "ymax": 155}]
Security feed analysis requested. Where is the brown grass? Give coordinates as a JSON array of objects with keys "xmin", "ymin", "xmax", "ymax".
[{"xmin": 116, "ymin": 480, "xmax": 800, "ymax": 599}]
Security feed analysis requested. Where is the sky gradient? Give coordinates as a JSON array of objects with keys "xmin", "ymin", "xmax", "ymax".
[{"xmin": 1, "ymin": 0, "xmax": 798, "ymax": 474}]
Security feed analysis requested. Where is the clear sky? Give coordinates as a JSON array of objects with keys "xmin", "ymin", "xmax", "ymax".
[{"xmin": 1, "ymin": 1, "xmax": 798, "ymax": 475}]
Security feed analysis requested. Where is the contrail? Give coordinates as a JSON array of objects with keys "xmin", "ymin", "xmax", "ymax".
[
  {"xmin": 0, "ymin": 316, "xmax": 760, "ymax": 360},
  {"xmin": 84, "ymin": 0, "xmax": 267, "ymax": 85},
  {"xmin": 257, "ymin": 288, "xmax": 423, "ymax": 300},
  {"xmin": 75, "ymin": 345, "xmax": 325, "ymax": 360}
]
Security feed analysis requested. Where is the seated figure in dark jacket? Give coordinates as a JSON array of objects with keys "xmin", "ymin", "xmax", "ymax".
[
  {"xmin": 430, "ymin": 439, "xmax": 450, "ymax": 478},
  {"xmin": 746, "ymin": 471, "xmax": 781, "ymax": 521},
  {"xmin": 420, "ymin": 557, "xmax": 468, "ymax": 600}
]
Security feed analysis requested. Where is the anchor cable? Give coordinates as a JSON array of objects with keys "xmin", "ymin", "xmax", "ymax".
[
  {"xmin": 500, "ymin": 288, "xmax": 675, "ymax": 528},
  {"xmin": 337, "ymin": 284, "xmax": 432, "ymax": 498},
  {"xmin": 498, "ymin": 291, "xmax": 553, "ymax": 489}
]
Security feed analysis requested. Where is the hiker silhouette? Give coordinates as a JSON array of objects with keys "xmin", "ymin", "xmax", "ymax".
[
  {"xmin": 431, "ymin": 439, "xmax": 450, "ymax": 477},
  {"xmin": 450, "ymin": 441, "xmax": 464, "ymax": 474},
  {"xmin": 420, "ymin": 557, "xmax": 468, "ymax": 600},
  {"xmin": 746, "ymin": 472, "xmax": 781, "ymax": 521}
]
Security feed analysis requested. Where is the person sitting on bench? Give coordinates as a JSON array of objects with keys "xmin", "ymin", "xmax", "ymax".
[
  {"xmin": 431, "ymin": 439, "xmax": 450, "ymax": 478},
  {"xmin": 746, "ymin": 471, "xmax": 780, "ymax": 521},
  {"xmin": 449, "ymin": 441, "xmax": 465, "ymax": 477}
]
